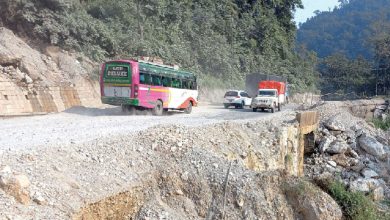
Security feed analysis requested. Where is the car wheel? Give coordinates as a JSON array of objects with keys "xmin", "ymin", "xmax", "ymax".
[
  {"xmin": 241, "ymin": 101, "xmax": 245, "ymax": 109},
  {"xmin": 224, "ymin": 104, "xmax": 229, "ymax": 109},
  {"xmin": 152, "ymin": 100, "xmax": 163, "ymax": 116},
  {"xmin": 184, "ymin": 102, "xmax": 192, "ymax": 114},
  {"xmin": 252, "ymin": 108, "xmax": 257, "ymax": 112}
]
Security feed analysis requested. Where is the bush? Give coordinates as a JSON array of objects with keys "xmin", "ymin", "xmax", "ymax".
[
  {"xmin": 372, "ymin": 118, "xmax": 390, "ymax": 131},
  {"xmin": 327, "ymin": 180, "xmax": 378, "ymax": 220}
]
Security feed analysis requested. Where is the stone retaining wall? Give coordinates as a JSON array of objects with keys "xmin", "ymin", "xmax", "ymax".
[{"xmin": 0, "ymin": 76, "xmax": 101, "ymax": 116}]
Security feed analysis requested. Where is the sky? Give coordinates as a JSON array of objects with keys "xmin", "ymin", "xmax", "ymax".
[{"xmin": 294, "ymin": 0, "xmax": 340, "ymax": 25}]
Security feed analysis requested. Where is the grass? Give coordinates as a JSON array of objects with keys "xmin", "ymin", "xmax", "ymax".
[
  {"xmin": 326, "ymin": 180, "xmax": 379, "ymax": 220},
  {"xmin": 372, "ymin": 117, "xmax": 390, "ymax": 131}
]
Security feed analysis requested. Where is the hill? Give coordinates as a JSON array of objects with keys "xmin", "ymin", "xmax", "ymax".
[
  {"xmin": 297, "ymin": 0, "xmax": 390, "ymax": 60},
  {"xmin": 0, "ymin": 0, "xmax": 318, "ymax": 92}
]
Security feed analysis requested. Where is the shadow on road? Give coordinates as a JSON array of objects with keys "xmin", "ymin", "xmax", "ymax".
[{"xmin": 63, "ymin": 106, "xmax": 189, "ymax": 117}]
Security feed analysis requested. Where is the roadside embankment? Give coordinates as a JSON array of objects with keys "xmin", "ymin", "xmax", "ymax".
[
  {"xmin": 0, "ymin": 27, "xmax": 101, "ymax": 116},
  {"xmin": 0, "ymin": 111, "xmax": 338, "ymax": 220}
]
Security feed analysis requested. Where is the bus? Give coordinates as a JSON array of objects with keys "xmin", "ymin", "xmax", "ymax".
[{"xmin": 100, "ymin": 59, "xmax": 198, "ymax": 115}]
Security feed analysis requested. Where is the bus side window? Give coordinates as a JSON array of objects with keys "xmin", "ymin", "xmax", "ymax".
[
  {"xmin": 140, "ymin": 72, "xmax": 152, "ymax": 85},
  {"xmin": 182, "ymin": 80, "xmax": 189, "ymax": 89},
  {"xmin": 162, "ymin": 77, "xmax": 172, "ymax": 87},
  {"xmin": 140, "ymin": 73, "xmax": 146, "ymax": 84},
  {"xmin": 172, "ymin": 78, "xmax": 181, "ymax": 88},
  {"xmin": 145, "ymin": 74, "xmax": 152, "ymax": 85},
  {"xmin": 152, "ymin": 74, "xmax": 162, "ymax": 86},
  {"xmin": 189, "ymin": 80, "xmax": 196, "ymax": 90}
]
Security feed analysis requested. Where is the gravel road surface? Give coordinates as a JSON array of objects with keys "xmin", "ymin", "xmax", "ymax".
[{"xmin": 0, "ymin": 104, "xmax": 292, "ymax": 151}]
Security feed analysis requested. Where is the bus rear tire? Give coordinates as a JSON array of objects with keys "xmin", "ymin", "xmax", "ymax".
[
  {"xmin": 184, "ymin": 102, "xmax": 193, "ymax": 114},
  {"xmin": 152, "ymin": 100, "xmax": 163, "ymax": 116}
]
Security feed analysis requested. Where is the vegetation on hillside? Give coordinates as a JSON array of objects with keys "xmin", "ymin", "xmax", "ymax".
[
  {"xmin": 0, "ymin": 0, "xmax": 318, "ymax": 91},
  {"xmin": 297, "ymin": 0, "xmax": 390, "ymax": 60},
  {"xmin": 296, "ymin": 0, "xmax": 390, "ymax": 97}
]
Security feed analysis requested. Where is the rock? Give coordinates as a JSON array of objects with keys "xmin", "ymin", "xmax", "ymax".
[
  {"xmin": 0, "ymin": 165, "xmax": 12, "ymax": 174},
  {"xmin": 361, "ymin": 169, "xmax": 379, "ymax": 179},
  {"xmin": 12, "ymin": 175, "xmax": 30, "ymax": 188},
  {"xmin": 358, "ymin": 134, "xmax": 386, "ymax": 158},
  {"xmin": 0, "ymin": 52, "xmax": 21, "ymax": 66},
  {"xmin": 285, "ymin": 179, "xmax": 342, "ymax": 220},
  {"xmin": 372, "ymin": 187, "xmax": 384, "ymax": 201},
  {"xmin": 346, "ymin": 148, "xmax": 359, "ymax": 158},
  {"xmin": 327, "ymin": 160, "xmax": 337, "ymax": 167},
  {"xmin": 355, "ymin": 129, "xmax": 364, "ymax": 138},
  {"xmin": 175, "ymin": 189, "xmax": 184, "ymax": 196},
  {"xmin": 24, "ymin": 74, "xmax": 33, "ymax": 84},
  {"xmin": 331, "ymin": 154, "xmax": 349, "ymax": 167},
  {"xmin": 324, "ymin": 118, "xmax": 346, "ymax": 131},
  {"xmin": 326, "ymin": 141, "xmax": 348, "ymax": 154},
  {"xmin": 32, "ymin": 192, "xmax": 47, "ymax": 205},
  {"xmin": 349, "ymin": 178, "xmax": 380, "ymax": 193},
  {"xmin": 0, "ymin": 173, "xmax": 31, "ymax": 204},
  {"xmin": 319, "ymin": 136, "xmax": 336, "ymax": 153},
  {"xmin": 181, "ymin": 172, "xmax": 189, "ymax": 181},
  {"xmin": 350, "ymin": 162, "xmax": 365, "ymax": 173},
  {"xmin": 344, "ymin": 129, "xmax": 356, "ymax": 140}
]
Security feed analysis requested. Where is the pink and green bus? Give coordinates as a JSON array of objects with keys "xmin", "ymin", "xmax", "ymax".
[{"xmin": 100, "ymin": 60, "xmax": 198, "ymax": 115}]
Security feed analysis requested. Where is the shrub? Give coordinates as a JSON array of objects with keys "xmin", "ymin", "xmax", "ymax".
[
  {"xmin": 327, "ymin": 180, "xmax": 378, "ymax": 220},
  {"xmin": 372, "ymin": 117, "xmax": 390, "ymax": 131}
]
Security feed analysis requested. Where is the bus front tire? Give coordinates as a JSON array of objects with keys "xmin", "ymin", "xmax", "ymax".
[
  {"xmin": 184, "ymin": 102, "xmax": 193, "ymax": 114},
  {"xmin": 152, "ymin": 100, "xmax": 163, "ymax": 116}
]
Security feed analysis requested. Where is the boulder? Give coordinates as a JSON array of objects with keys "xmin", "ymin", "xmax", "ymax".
[
  {"xmin": 0, "ymin": 172, "xmax": 31, "ymax": 204},
  {"xmin": 331, "ymin": 154, "xmax": 350, "ymax": 167},
  {"xmin": 372, "ymin": 187, "xmax": 385, "ymax": 201},
  {"xmin": 326, "ymin": 141, "xmax": 348, "ymax": 154},
  {"xmin": 319, "ymin": 136, "xmax": 336, "ymax": 153},
  {"xmin": 349, "ymin": 178, "xmax": 380, "ymax": 193},
  {"xmin": 358, "ymin": 134, "xmax": 386, "ymax": 158},
  {"xmin": 361, "ymin": 169, "xmax": 379, "ymax": 179},
  {"xmin": 285, "ymin": 179, "xmax": 342, "ymax": 220},
  {"xmin": 324, "ymin": 118, "xmax": 346, "ymax": 132}
]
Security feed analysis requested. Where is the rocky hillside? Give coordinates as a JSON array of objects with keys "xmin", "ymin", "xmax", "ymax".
[{"xmin": 0, "ymin": 27, "xmax": 100, "ymax": 116}]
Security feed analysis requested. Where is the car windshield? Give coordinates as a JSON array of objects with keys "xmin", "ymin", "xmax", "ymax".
[
  {"xmin": 225, "ymin": 91, "xmax": 238, "ymax": 97},
  {"xmin": 259, "ymin": 90, "xmax": 275, "ymax": 96}
]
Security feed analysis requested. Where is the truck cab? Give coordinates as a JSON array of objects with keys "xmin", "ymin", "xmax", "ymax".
[{"xmin": 250, "ymin": 89, "xmax": 281, "ymax": 113}]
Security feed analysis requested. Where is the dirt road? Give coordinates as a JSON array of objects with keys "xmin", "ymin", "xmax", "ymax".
[{"xmin": 0, "ymin": 104, "xmax": 292, "ymax": 151}]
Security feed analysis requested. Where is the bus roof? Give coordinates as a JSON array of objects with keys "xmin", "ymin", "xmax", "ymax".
[{"xmin": 138, "ymin": 61, "xmax": 196, "ymax": 80}]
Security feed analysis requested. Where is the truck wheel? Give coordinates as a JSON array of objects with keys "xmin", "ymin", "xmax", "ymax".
[
  {"xmin": 252, "ymin": 108, "xmax": 257, "ymax": 112},
  {"xmin": 152, "ymin": 100, "xmax": 163, "ymax": 116},
  {"xmin": 278, "ymin": 103, "xmax": 281, "ymax": 111},
  {"xmin": 184, "ymin": 102, "xmax": 193, "ymax": 114}
]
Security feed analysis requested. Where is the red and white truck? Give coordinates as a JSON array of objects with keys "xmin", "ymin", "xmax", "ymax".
[
  {"xmin": 258, "ymin": 81, "xmax": 287, "ymax": 105},
  {"xmin": 250, "ymin": 80, "xmax": 287, "ymax": 113}
]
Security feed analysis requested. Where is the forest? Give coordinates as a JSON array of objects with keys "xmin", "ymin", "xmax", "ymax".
[
  {"xmin": 0, "ymin": 0, "xmax": 318, "ymax": 93},
  {"xmin": 297, "ymin": 0, "xmax": 390, "ymax": 97}
]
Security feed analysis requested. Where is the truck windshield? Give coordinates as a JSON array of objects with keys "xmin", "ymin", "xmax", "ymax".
[{"xmin": 259, "ymin": 91, "xmax": 275, "ymax": 96}]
